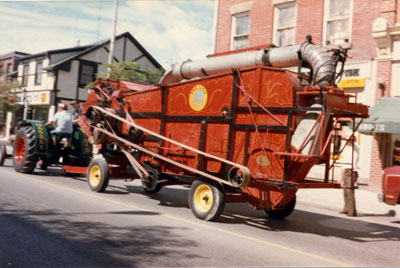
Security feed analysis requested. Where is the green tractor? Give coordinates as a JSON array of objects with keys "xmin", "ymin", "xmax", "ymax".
[{"xmin": 12, "ymin": 120, "xmax": 92, "ymax": 174}]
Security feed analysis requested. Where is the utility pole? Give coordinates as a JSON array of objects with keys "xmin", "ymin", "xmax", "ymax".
[{"xmin": 108, "ymin": 0, "xmax": 119, "ymax": 70}]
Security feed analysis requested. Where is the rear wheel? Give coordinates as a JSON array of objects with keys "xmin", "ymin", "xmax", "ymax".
[
  {"xmin": 265, "ymin": 196, "xmax": 296, "ymax": 219},
  {"xmin": 189, "ymin": 179, "xmax": 225, "ymax": 221},
  {"xmin": 13, "ymin": 126, "xmax": 37, "ymax": 173},
  {"xmin": 87, "ymin": 158, "xmax": 109, "ymax": 192},
  {"xmin": 0, "ymin": 142, "xmax": 6, "ymax": 166}
]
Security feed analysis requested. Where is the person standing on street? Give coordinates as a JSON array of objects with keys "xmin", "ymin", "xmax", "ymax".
[{"xmin": 339, "ymin": 134, "xmax": 359, "ymax": 217}]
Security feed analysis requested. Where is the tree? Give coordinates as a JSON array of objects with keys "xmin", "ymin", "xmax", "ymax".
[
  {"xmin": 0, "ymin": 82, "xmax": 21, "ymax": 113},
  {"xmin": 85, "ymin": 61, "xmax": 165, "ymax": 89}
]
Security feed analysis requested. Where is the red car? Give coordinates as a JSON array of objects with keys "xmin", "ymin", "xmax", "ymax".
[{"xmin": 380, "ymin": 166, "xmax": 400, "ymax": 205}]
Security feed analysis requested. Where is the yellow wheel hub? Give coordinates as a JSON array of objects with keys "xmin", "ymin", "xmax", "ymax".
[
  {"xmin": 193, "ymin": 184, "xmax": 213, "ymax": 213},
  {"xmin": 89, "ymin": 165, "xmax": 101, "ymax": 187}
]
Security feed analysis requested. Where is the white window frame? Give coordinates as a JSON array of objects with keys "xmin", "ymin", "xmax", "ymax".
[
  {"xmin": 323, "ymin": 0, "xmax": 353, "ymax": 46},
  {"xmin": 273, "ymin": 1, "xmax": 297, "ymax": 47},
  {"xmin": 34, "ymin": 61, "xmax": 43, "ymax": 85},
  {"xmin": 390, "ymin": 61, "xmax": 400, "ymax": 97},
  {"xmin": 22, "ymin": 64, "xmax": 29, "ymax": 87},
  {"xmin": 230, "ymin": 11, "xmax": 250, "ymax": 51}
]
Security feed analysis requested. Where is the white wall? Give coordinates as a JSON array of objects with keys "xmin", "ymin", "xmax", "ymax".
[{"xmin": 57, "ymin": 60, "xmax": 79, "ymax": 99}]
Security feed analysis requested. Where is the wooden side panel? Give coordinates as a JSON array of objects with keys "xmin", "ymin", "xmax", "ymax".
[
  {"xmin": 127, "ymin": 90, "xmax": 162, "ymax": 113},
  {"xmin": 165, "ymin": 75, "xmax": 233, "ymax": 116},
  {"xmin": 204, "ymin": 123, "xmax": 229, "ymax": 173},
  {"xmin": 162, "ymin": 122, "xmax": 201, "ymax": 173}
]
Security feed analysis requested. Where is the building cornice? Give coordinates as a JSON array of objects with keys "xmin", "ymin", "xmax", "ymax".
[{"xmin": 372, "ymin": 17, "xmax": 400, "ymax": 60}]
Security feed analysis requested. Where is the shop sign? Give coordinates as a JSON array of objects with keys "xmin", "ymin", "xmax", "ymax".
[
  {"xmin": 359, "ymin": 122, "xmax": 385, "ymax": 132},
  {"xmin": 14, "ymin": 91, "xmax": 50, "ymax": 105},
  {"xmin": 338, "ymin": 78, "xmax": 365, "ymax": 88}
]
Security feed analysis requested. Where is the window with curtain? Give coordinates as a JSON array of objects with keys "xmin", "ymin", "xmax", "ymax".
[
  {"xmin": 325, "ymin": 0, "xmax": 351, "ymax": 45},
  {"xmin": 231, "ymin": 11, "xmax": 250, "ymax": 50},
  {"xmin": 274, "ymin": 2, "xmax": 296, "ymax": 47}
]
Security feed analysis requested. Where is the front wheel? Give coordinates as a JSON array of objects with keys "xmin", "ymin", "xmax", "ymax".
[
  {"xmin": 265, "ymin": 196, "xmax": 296, "ymax": 219},
  {"xmin": 87, "ymin": 158, "xmax": 109, "ymax": 192},
  {"xmin": 189, "ymin": 179, "xmax": 225, "ymax": 221},
  {"xmin": 13, "ymin": 126, "xmax": 37, "ymax": 173}
]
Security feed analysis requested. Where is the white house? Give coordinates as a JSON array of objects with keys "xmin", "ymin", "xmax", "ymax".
[{"xmin": 6, "ymin": 32, "xmax": 161, "ymax": 139}]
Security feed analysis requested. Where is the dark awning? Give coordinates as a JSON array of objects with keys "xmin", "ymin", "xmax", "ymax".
[{"xmin": 358, "ymin": 97, "xmax": 400, "ymax": 134}]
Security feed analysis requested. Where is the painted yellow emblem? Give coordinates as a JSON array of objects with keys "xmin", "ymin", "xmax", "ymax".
[
  {"xmin": 189, "ymin": 85, "xmax": 208, "ymax": 111},
  {"xmin": 256, "ymin": 155, "xmax": 270, "ymax": 166}
]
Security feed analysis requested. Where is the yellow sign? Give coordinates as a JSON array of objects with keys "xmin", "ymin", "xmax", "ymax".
[
  {"xmin": 189, "ymin": 85, "xmax": 208, "ymax": 111},
  {"xmin": 41, "ymin": 93, "xmax": 47, "ymax": 103},
  {"xmin": 256, "ymin": 155, "xmax": 270, "ymax": 166},
  {"xmin": 338, "ymin": 78, "xmax": 365, "ymax": 88}
]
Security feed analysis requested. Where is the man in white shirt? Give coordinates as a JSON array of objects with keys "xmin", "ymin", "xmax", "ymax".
[{"xmin": 45, "ymin": 102, "xmax": 73, "ymax": 145}]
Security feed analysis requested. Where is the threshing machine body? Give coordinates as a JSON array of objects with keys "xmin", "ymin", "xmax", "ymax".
[{"xmin": 80, "ymin": 41, "xmax": 369, "ymax": 220}]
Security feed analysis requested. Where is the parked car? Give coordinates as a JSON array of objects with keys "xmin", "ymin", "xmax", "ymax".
[{"xmin": 379, "ymin": 166, "xmax": 400, "ymax": 205}]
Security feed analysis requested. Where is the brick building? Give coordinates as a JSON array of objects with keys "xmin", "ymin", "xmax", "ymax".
[{"xmin": 214, "ymin": 0, "xmax": 400, "ymax": 191}]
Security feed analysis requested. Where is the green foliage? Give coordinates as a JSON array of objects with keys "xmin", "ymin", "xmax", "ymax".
[
  {"xmin": 85, "ymin": 61, "xmax": 164, "ymax": 90},
  {"xmin": 0, "ymin": 82, "xmax": 22, "ymax": 112}
]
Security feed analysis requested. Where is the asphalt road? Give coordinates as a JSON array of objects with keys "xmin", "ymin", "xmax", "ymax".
[{"xmin": 0, "ymin": 158, "xmax": 399, "ymax": 267}]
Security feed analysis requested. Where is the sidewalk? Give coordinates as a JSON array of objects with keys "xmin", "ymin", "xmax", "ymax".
[{"xmin": 296, "ymin": 186, "xmax": 400, "ymax": 219}]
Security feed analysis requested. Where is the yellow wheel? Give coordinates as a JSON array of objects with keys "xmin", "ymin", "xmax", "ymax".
[
  {"xmin": 189, "ymin": 179, "xmax": 225, "ymax": 221},
  {"xmin": 87, "ymin": 158, "xmax": 109, "ymax": 192},
  {"xmin": 193, "ymin": 184, "xmax": 214, "ymax": 213}
]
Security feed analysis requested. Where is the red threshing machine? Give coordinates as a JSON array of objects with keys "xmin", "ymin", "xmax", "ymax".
[{"xmin": 80, "ymin": 38, "xmax": 369, "ymax": 221}]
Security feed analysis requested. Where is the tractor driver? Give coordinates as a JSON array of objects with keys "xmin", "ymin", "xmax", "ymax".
[{"xmin": 45, "ymin": 102, "xmax": 73, "ymax": 146}]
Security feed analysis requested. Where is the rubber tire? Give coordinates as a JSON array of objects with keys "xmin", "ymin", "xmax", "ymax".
[
  {"xmin": 265, "ymin": 196, "xmax": 296, "ymax": 219},
  {"xmin": 13, "ymin": 126, "xmax": 37, "ymax": 173},
  {"xmin": 141, "ymin": 164, "xmax": 162, "ymax": 193},
  {"xmin": 189, "ymin": 179, "xmax": 225, "ymax": 222},
  {"xmin": 87, "ymin": 158, "xmax": 110, "ymax": 192},
  {"xmin": 0, "ymin": 142, "xmax": 6, "ymax": 166}
]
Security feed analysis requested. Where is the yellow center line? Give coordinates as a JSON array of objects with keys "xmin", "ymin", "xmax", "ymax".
[{"xmin": 2, "ymin": 169, "xmax": 353, "ymax": 267}]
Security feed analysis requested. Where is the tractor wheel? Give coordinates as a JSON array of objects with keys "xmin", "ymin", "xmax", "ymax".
[
  {"xmin": 13, "ymin": 126, "xmax": 38, "ymax": 173},
  {"xmin": 265, "ymin": 196, "xmax": 296, "ymax": 219},
  {"xmin": 0, "ymin": 142, "xmax": 6, "ymax": 166},
  {"xmin": 189, "ymin": 179, "xmax": 225, "ymax": 221},
  {"xmin": 87, "ymin": 158, "xmax": 109, "ymax": 192},
  {"xmin": 141, "ymin": 163, "xmax": 162, "ymax": 193}
]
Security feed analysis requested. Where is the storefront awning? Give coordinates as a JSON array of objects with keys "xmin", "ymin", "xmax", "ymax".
[{"xmin": 358, "ymin": 97, "xmax": 400, "ymax": 134}]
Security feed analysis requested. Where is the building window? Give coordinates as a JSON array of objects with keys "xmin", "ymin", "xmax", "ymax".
[
  {"xmin": 0, "ymin": 65, "xmax": 3, "ymax": 83},
  {"xmin": 78, "ymin": 60, "xmax": 97, "ymax": 88},
  {"xmin": 325, "ymin": 0, "xmax": 352, "ymax": 45},
  {"xmin": 7, "ymin": 63, "xmax": 12, "ymax": 74},
  {"xmin": 35, "ymin": 61, "xmax": 42, "ymax": 85},
  {"xmin": 231, "ymin": 11, "xmax": 250, "ymax": 50},
  {"xmin": 273, "ymin": 2, "xmax": 296, "ymax": 47},
  {"xmin": 22, "ymin": 64, "xmax": 29, "ymax": 86}
]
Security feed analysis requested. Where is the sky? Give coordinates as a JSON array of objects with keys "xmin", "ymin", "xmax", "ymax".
[{"xmin": 0, "ymin": 0, "xmax": 216, "ymax": 69}]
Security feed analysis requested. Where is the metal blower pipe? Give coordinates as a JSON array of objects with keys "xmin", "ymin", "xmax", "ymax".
[{"xmin": 160, "ymin": 43, "xmax": 335, "ymax": 86}]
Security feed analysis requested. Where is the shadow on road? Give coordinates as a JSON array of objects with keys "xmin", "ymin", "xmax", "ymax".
[
  {"xmin": 5, "ymin": 160, "xmax": 398, "ymax": 246},
  {"xmin": 0, "ymin": 201, "xmax": 200, "ymax": 267},
  {"xmin": 125, "ymin": 184, "xmax": 190, "ymax": 209},
  {"xmin": 122, "ymin": 184, "xmax": 400, "ymax": 243},
  {"xmin": 220, "ymin": 204, "xmax": 400, "ymax": 243}
]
